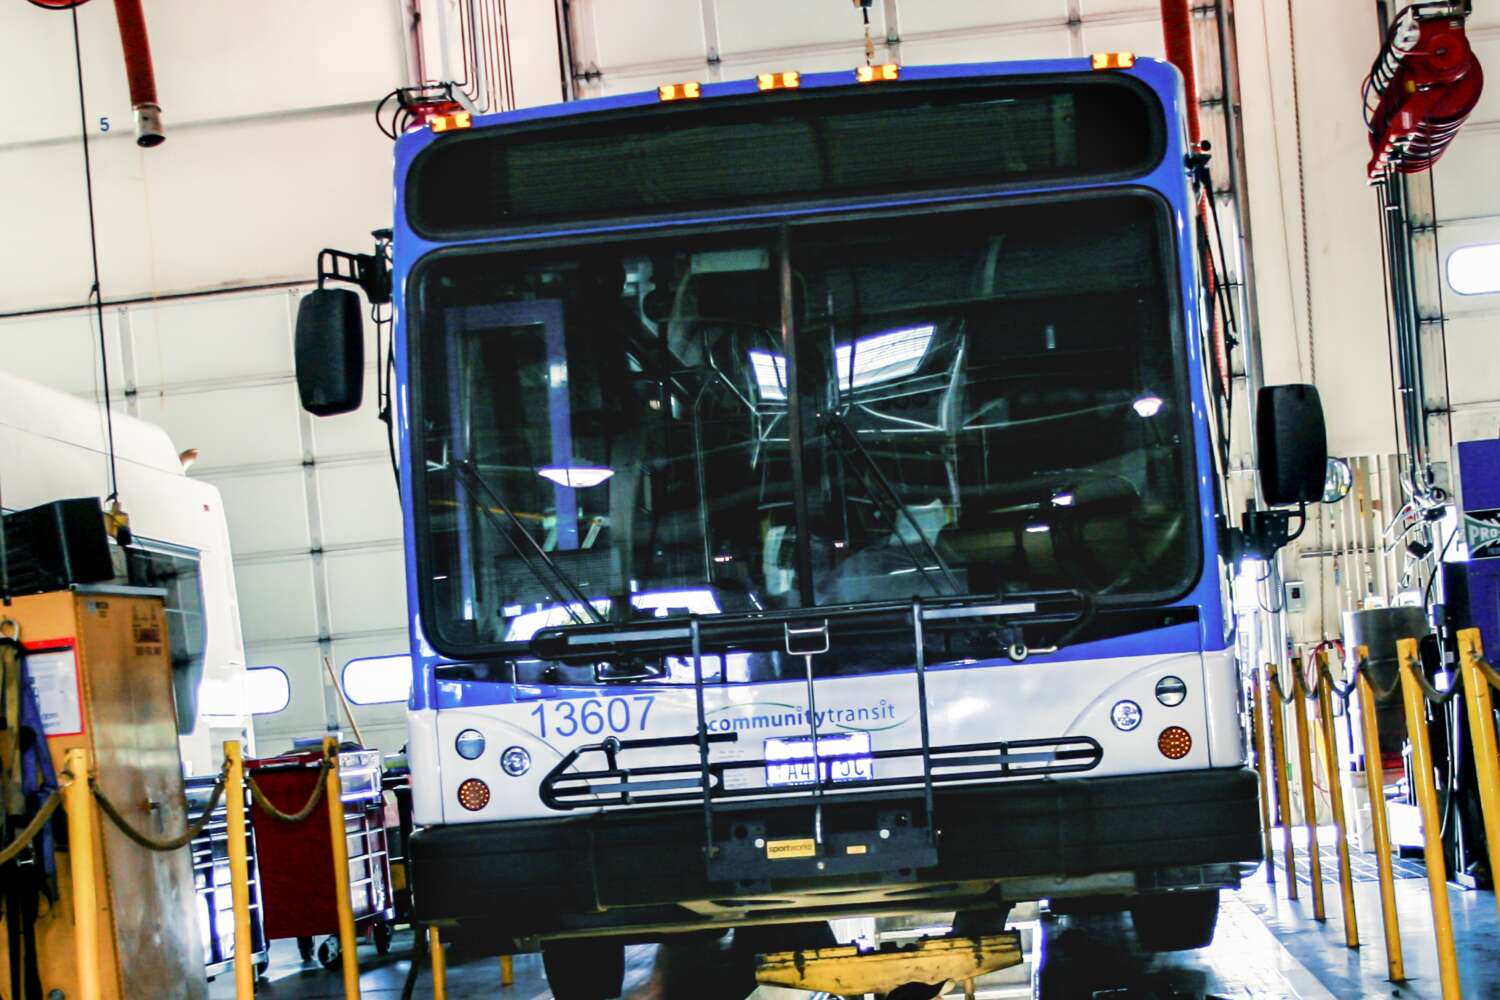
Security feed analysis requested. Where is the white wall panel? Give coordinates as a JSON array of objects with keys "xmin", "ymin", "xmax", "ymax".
[
  {"xmin": 132, "ymin": 382, "xmax": 304, "ymax": 471},
  {"xmin": 3, "ymin": 1, "xmax": 404, "ymax": 147},
  {"xmin": 317, "ymin": 462, "xmax": 405, "ymax": 548},
  {"xmin": 130, "ymin": 292, "xmax": 294, "ymax": 387},
  {"xmin": 325, "ymin": 549, "xmax": 408, "ymax": 636},
  {"xmin": 0, "ymin": 311, "xmax": 119, "ymax": 396},
  {"xmin": 235, "ymin": 559, "xmax": 320, "ymax": 643},
  {"xmin": 203, "ymin": 468, "xmax": 311, "ymax": 555}
]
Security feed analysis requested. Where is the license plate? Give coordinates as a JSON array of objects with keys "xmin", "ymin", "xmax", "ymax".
[{"xmin": 764, "ymin": 732, "xmax": 875, "ymax": 788}]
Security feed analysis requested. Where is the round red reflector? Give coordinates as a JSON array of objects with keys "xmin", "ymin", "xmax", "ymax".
[
  {"xmin": 457, "ymin": 778, "xmax": 491, "ymax": 811},
  {"xmin": 1158, "ymin": 726, "xmax": 1192, "ymax": 760}
]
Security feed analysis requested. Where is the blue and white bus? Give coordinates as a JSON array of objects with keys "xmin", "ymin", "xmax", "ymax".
[{"xmin": 296, "ymin": 53, "xmax": 1331, "ymax": 999}]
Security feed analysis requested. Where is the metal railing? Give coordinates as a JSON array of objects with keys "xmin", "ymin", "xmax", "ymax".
[{"xmin": 1254, "ymin": 627, "xmax": 1500, "ymax": 998}]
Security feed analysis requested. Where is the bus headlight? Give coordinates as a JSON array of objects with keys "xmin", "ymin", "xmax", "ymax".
[
  {"xmin": 1110, "ymin": 700, "xmax": 1143, "ymax": 732},
  {"xmin": 500, "ymin": 746, "xmax": 532, "ymax": 777},
  {"xmin": 455, "ymin": 729, "xmax": 486, "ymax": 760},
  {"xmin": 1155, "ymin": 676, "xmax": 1187, "ymax": 707}
]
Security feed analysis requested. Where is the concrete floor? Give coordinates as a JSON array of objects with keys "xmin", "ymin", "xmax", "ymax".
[{"xmin": 209, "ymin": 855, "xmax": 1500, "ymax": 999}]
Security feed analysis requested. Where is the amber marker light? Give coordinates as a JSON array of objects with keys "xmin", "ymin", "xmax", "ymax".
[
  {"xmin": 1157, "ymin": 726, "xmax": 1193, "ymax": 760},
  {"xmin": 457, "ymin": 778, "xmax": 491, "ymax": 811},
  {"xmin": 757, "ymin": 71, "xmax": 801, "ymax": 91},
  {"xmin": 1091, "ymin": 51, "xmax": 1136, "ymax": 70},
  {"xmin": 430, "ymin": 111, "xmax": 473, "ymax": 132},
  {"xmin": 856, "ymin": 63, "xmax": 900, "ymax": 83},
  {"xmin": 658, "ymin": 82, "xmax": 701, "ymax": 101}
]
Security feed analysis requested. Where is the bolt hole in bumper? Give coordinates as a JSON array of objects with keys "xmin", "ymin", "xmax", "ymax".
[{"xmin": 409, "ymin": 767, "xmax": 1259, "ymax": 941}]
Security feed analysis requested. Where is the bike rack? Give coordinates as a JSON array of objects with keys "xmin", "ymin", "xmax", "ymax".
[{"xmin": 535, "ymin": 591, "xmax": 1096, "ymax": 885}]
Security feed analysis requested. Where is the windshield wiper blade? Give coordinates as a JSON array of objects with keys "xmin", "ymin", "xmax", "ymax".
[
  {"xmin": 822, "ymin": 412, "xmax": 962, "ymax": 596},
  {"xmin": 530, "ymin": 590, "xmax": 1089, "ymax": 664},
  {"xmin": 450, "ymin": 459, "xmax": 605, "ymax": 627}
]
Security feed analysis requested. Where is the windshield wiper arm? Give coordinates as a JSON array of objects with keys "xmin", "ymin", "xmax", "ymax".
[
  {"xmin": 450, "ymin": 459, "xmax": 605, "ymax": 626},
  {"xmin": 823, "ymin": 413, "xmax": 962, "ymax": 596}
]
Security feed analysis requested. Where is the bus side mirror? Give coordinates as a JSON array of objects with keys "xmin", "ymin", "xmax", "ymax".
[
  {"xmin": 1256, "ymin": 384, "xmax": 1327, "ymax": 507},
  {"xmin": 295, "ymin": 288, "xmax": 364, "ymax": 416}
]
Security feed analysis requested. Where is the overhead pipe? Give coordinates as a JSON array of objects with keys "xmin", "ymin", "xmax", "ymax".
[
  {"xmin": 111, "ymin": 0, "xmax": 165, "ymax": 146},
  {"xmin": 1161, "ymin": 0, "xmax": 1203, "ymax": 145}
]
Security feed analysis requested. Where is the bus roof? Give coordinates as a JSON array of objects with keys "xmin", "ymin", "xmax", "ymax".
[{"xmin": 0, "ymin": 368, "xmax": 184, "ymax": 476}]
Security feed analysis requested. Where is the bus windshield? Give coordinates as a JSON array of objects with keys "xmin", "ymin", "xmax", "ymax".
[{"xmin": 412, "ymin": 193, "xmax": 1198, "ymax": 662}]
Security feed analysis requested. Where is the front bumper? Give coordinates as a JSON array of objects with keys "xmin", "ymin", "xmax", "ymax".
[{"xmin": 409, "ymin": 767, "xmax": 1260, "ymax": 939}]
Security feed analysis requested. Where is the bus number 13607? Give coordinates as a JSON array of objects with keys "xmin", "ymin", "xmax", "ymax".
[{"xmin": 529, "ymin": 695, "xmax": 655, "ymax": 739}]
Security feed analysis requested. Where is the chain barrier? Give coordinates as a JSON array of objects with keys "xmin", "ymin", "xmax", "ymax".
[
  {"xmin": 0, "ymin": 786, "xmax": 64, "ymax": 865},
  {"xmin": 91, "ymin": 758, "xmax": 230, "ymax": 852},
  {"xmin": 245, "ymin": 749, "xmax": 334, "ymax": 824}
]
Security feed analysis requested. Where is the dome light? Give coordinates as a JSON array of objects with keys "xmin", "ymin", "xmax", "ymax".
[{"xmin": 1132, "ymin": 394, "xmax": 1164, "ymax": 418}]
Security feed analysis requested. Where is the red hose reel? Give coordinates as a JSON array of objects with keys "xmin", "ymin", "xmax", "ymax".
[{"xmin": 1365, "ymin": 3, "xmax": 1484, "ymax": 179}]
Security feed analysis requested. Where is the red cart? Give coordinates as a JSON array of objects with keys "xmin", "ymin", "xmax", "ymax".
[{"xmin": 248, "ymin": 744, "xmax": 396, "ymax": 967}]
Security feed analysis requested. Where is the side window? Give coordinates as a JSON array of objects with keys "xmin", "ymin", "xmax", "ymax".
[
  {"xmin": 126, "ymin": 541, "xmax": 208, "ymax": 732},
  {"xmin": 245, "ymin": 667, "xmax": 291, "ymax": 715},
  {"xmin": 342, "ymin": 655, "xmax": 413, "ymax": 706}
]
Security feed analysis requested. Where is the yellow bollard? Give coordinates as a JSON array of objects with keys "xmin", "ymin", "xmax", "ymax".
[
  {"xmin": 1251, "ymin": 669, "xmax": 1277, "ymax": 883},
  {"xmin": 1356, "ymin": 646, "xmax": 1404, "ymax": 982},
  {"xmin": 1314, "ymin": 651, "xmax": 1359, "ymax": 948},
  {"xmin": 63, "ymin": 747, "xmax": 102, "ymax": 1000},
  {"xmin": 1456, "ymin": 628, "xmax": 1500, "ymax": 928},
  {"xmin": 1290, "ymin": 657, "xmax": 1326, "ymax": 919},
  {"xmin": 324, "ymin": 736, "xmax": 362, "ymax": 1000},
  {"xmin": 1267, "ymin": 662, "xmax": 1299, "ymax": 898},
  {"xmin": 225, "ymin": 741, "xmax": 256, "ymax": 999},
  {"xmin": 429, "ymin": 926, "xmax": 449, "ymax": 1000},
  {"xmin": 501, "ymin": 953, "xmax": 514, "ymax": 986},
  {"xmin": 1397, "ymin": 637, "xmax": 1462, "ymax": 999}
]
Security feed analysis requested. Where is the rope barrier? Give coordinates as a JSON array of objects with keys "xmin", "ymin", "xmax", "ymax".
[
  {"xmin": 1473, "ymin": 656, "xmax": 1500, "ymax": 693},
  {"xmin": 0, "ymin": 787, "xmax": 63, "ymax": 865},
  {"xmin": 245, "ymin": 751, "xmax": 335, "ymax": 824},
  {"xmin": 91, "ymin": 760, "xmax": 230, "ymax": 852}
]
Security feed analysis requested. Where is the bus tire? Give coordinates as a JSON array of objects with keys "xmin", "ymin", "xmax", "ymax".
[
  {"xmin": 541, "ymin": 938, "xmax": 626, "ymax": 1000},
  {"xmin": 1129, "ymin": 889, "xmax": 1220, "ymax": 952}
]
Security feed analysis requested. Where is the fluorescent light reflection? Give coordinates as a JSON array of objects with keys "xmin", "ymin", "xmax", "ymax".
[
  {"xmin": 537, "ymin": 466, "xmax": 614, "ymax": 488},
  {"xmin": 504, "ymin": 588, "xmax": 722, "ymax": 642},
  {"xmin": 1132, "ymin": 394, "xmax": 1164, "ymax": 418},
  {"xmin": 749, "ymin": 325, "xmax": 935, "ymax": 400}
]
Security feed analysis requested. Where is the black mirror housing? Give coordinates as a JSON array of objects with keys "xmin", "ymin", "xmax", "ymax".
[
  {"xmin": 1256, "ymin": 384, "xmax": 1328, "ymax": 507},
  {"xmin": 295, "ymin": 288, "xmax": 364, "ymax": 416}
]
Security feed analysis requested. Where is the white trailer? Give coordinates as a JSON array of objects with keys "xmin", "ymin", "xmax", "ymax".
[{"xmin": 0, "ymin": 369, "xmax": 250, "ymax": 773}]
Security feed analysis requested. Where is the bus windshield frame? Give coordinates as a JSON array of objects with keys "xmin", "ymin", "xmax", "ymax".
[{"xmin": 406, "ymin": 188, "xmax": 1202, "ymax": 666}]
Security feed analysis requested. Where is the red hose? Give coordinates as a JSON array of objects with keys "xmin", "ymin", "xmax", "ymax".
[
  {"xmin": 112, "ymin": 0, "xmax": 164, "ymax": 146},
  {"xmin": 1160, "ymin": 0, "xmax": 1202, "ymax": 145}
]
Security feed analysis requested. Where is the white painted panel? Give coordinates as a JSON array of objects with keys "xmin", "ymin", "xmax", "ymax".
[
  {"xmin": 324, "ymin": 549, "xmax": 409, "ymax": 635},
  {"xmin": 130, "ymin": 290, "xmax": 294, "ymax": 388},
  {"xmin": 235, "ymin": 560, "xmax": 320, "ymax": 642},
  {"xmin": 901, "ymin": 29, "xmax": 1073, "ymax": 66},
  {"xmin": 1433, "ymin": 130, "xmax": 1500, "ymax": 223},
  {"xmin": 715, "ymin": 0, "xmax": 886, "ymax": 58},
  {"xmin": 1082, "ymin": 0, "xmax": 1161, "ymax": 16},
  {"xmin": 0, "ymin": 311, "xmax": 119, "ymax": 397},
  {"xmin": 0, "ymin": 109, "xmax": 394, "ymax": 312},
  {"xmin": 1461, "ymin": 33, "xmax": 1500, "ymax": 125},
  {"xmin": 1439, "ymin": 314, "xmax": 1500, "ymax": 408},
  {"xmin": 1079, "ymin": 18, "xmax": 1169, "ymax": 58},
  {"xmin": 0, "ymin": 0, "xmax": 403, "ymax": 146},
  {"xmin": 316, "ymin": 461, "xmax": 404, "ymax": 548},
  {"xmin": 584, "ymin": 0, "xmax": 707, "ymax": 70},
  {"xmin": 132, "ymin": 381, "xmax": 304, "ymax": 471},
  {"xmin": 202, "ymin": 469, "xmax": 311, "ymax": 556},
  {"xmin": 900, "ymin": 0, "xmax": 1064, "ymax": 35}
]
